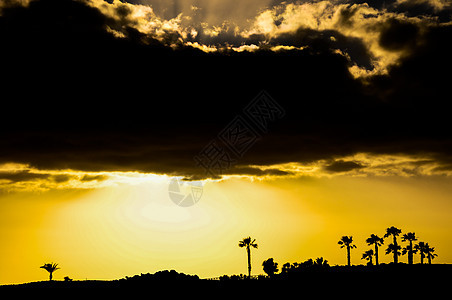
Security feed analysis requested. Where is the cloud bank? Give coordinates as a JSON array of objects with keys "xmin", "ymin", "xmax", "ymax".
[{"xmin": 0, "ymin": 0, "xmax": 451, "ymax": 184}]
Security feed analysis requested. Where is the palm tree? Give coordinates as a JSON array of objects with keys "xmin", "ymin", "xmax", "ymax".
[
  {"xmin": 424, "ymin": 243, "xmax": 438, "ymax": 264},
  {"xmin": 401, "ymin": 232, "xmax": 418, "ymax": 265},
  {"xmin": 238, "ymin": 236, "xmax": 258, "ymax": 278},
  {"xmin": 414, "ymin": 242, "xmax": 427, "ymax": 264},
  {"xmin": 385, "ymin": 243, "xmax": 401, "ymax": 263},
  {"xmin": 338, "ymin": 236, "xmax": 356, "ymax": 266},
  {"xmin": 384, "ymin": 226, "xmax": 402, "ymax": 263},
  {"xmin": 40, "ymin": 263, "xmax": 60, "ymax": 281},
  {"xmin": 366, "ymin": 234, "xmax": 384, "ymax": 266},
  {"xmin": 362, "ymin": 249, "xmax": 374, "ymax": 266}
]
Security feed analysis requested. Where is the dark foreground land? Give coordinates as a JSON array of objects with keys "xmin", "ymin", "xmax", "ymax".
[{"xmin": 1, "ymin": 265, "xmax": 451, "ymax": 298}]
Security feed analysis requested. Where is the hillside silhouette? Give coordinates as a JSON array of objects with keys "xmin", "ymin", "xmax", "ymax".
[{"xmin": 1, "ymin": 228, "xmax": 448, "ymax": 297}]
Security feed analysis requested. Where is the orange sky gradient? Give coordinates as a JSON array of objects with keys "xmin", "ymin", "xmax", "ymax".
[{"xmin": 1, "ymin": 171, "xmax": 451, "ymax": 284}]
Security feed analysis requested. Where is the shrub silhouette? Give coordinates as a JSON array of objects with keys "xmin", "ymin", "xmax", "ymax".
[{"xmin": 262, "ymin": 258, "xmax": 278, "ymax": 277}]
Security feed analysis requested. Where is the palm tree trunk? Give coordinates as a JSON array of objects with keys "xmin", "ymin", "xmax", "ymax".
[
  {"xmin": 393, "ymin": 236, "xmax": 398, "ymax": 264},
  {"xmin": 247, "ymin": 246, "xmax": 251, "ymax": 278},
  {"xmin": 49, "ymin": 272, "xmax": 53, "ymax": 281},
  {"xmin": 420, "ymin": 253, "xmax": 424, "ymax": 264},
  {"xmin": 347, "ymin": 246, "xmax": 351, "ymax": 266},
  {"xmin": 408, "ymin": 241, "xmax": 413, "ymax": 265},
  {"xmin": 375, "ymin": 244, "xmax": 379, "ymax": 266},
  {"xmin": 428, "ymin": 256, "xmax": 432, "ymax": 264}
]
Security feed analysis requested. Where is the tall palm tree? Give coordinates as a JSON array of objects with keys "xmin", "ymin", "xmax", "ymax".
[
  {"xmin": 401, "ymin": 232, "xmax": 418, "ymax": 265},
  {"xmin": 366, "ymin": 234, "xmax": 384, "ymax": 266},
  {"xmin": 40, "ymin": 263, "xmax": 60, "ymax": 281},
  {"xmin": 238, "ymin": 236, "xmax": 258, "ymax": 278},
  {"xmin": 362, "ymin": 249, "xmax": 374, "ymax": 266},
  {"xmin": 384, "ymin": 226, "xmax": 402, "ymax": 263},
  {"xmin": 338, "ymin": 236, "xmax": 356, "ymax": 266},
  {"xmin": 414, "ymin": 242, "xmax": 427, "ymax": 264},
  {"xmin": 424, "ymin": 243, "xmax": 438, "ymax": 264}
]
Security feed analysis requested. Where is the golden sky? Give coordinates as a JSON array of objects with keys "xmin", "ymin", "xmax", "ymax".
[
  {"xmin": 1, "ymin": 162, "xmax": 451, "ymax": 284},
  {"xmin": 1, "ymin": 0, "xmax": 451, "ymax": 286}
]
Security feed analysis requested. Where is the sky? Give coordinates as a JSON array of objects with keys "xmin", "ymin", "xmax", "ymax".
[{"xmin": 0, "ymin": 0, "xmax": 452, "ymax": 284}]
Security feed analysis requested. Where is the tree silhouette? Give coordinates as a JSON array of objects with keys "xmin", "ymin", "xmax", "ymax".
[
  {"xmin": 384, "ymin": 226, "xmax": 402, "ymax": 264},
  {"xmin": 385, "ymin": 243, "xmax": 401, "ymax": 263},
  {"xmin": 362, "ymin": 249, "xmax": 374, "ymax": 266},
  {"xmin": 262, "ymin": 258, "xmax": 278, "ymax": 277},
  {"xmin": 40, "ymin": 263, "xmax": 60, "ymax": 281},
  {"xmin": 238, "ymin": 236, "xmax": 258, "ymax": 278},
  {"xmin": 366, "ymin": 234, "xmax": 384, "ymax": 266},
  {"xmin": 401, "ymin": 232, "xmax": 418, "ymax": 265},
  {"xmin": 424, "ymin": 243, "xmax": 438, "ymax": 264},
  {"xmin": 314, "ymin": 257, "xmax": 329, "ymax": 267},
  {"xmin": 338, "ymin": 236, "xmax": 356, "ymax": 266},
  {"xmin": 414, "ymin": 242, "xmax": 427, "ymax": 264}
]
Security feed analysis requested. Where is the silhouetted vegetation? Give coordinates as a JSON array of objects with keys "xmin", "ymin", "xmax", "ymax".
[
  {"xmin": 362, "ymin": 249, "xmax": 374, "ymax": 265},
  {"xmin": 384, "ymin": 226, "xmax": 402, "ymax": 264},
  {"xmin": 119, "ymin": 270, "xmax": 199, "ymax": 282},
  {"xmin": 338, "ymin": 236, "xmax": 356, "ymax": 266},
  {"xmin": 0, "ymin": 225, "xmax": 444, "ymax": 295},
  {"xmin": 238, "ymin": 236, "xmax": 258, "ymax": 278},
  {"xmin": 401, "ymin": 232, "xmax": 417, "ymax": 265},
  {"xmin": 366, "ymin": 234, "xmax": 384, "ymax": 265},
  {"xmin": 262, "ymin": 258, "xmax": 278, "ymax": 277},
  {"xmin": 40, "ymin": 263, "xmax": 60, "ymax": 281}
]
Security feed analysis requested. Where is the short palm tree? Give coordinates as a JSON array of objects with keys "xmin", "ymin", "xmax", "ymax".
[
  {"xmin": 366, "ymin": 234, "xmax": 384, "ymax": 266},
  {"xmin": 401, "ymin": 232, "xmax": 417, "ymax": 265},
  {"xmin": 424, "ymin": 243, "xmax": 438, "ymax": 264},
  {"xmin": 362, "ymin": 249, "xmax": 374, "ymax": 266},
  {"xmin": 338, "ymin": 236, "xmax": 356, "ymax": 266},
  {"xmin": 414, "ymin": 242, "xmax": 427, "ymax": 264},
  {"xmin": 239, "ymin": 236, "xmax": 258, "ymax": 278},
  {"xmin": 385, "ymin": 243, "xmax": 401, "ymax": 263},
  {"xmin": 384, "ymin": 226, "xmax": 402, "ymax": 264},
  {"xmin": 40, "ymin": 263, "xmax": 60, "ymax": 281}
]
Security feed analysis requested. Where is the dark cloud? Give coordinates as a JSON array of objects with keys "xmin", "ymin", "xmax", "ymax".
[
  {"xmin": 51, "ymin": 174, "xmax": 72, "ymax": 183},
  {"xmin": 378, "ymin": 18, "xmax": 420, "ymax": 52},
  {"xmin": 324, "ymin": 160, "xmax": 364, "ymax": 173},
  {"xmin": 0, "ymin": 0, "xmax": 451, "ymax": 179},
  {"xmin": 0, "ymin": 171, "xmax": 49, "ymax": 183},
  {"xmin": 271, "ymin": 27, "xmax": 374, "ymax": 70}
]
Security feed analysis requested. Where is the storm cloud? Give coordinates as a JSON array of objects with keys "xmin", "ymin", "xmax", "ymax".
[{"xmin": 0, "ymin": 0, "xmax": 451, "ymax": 181}]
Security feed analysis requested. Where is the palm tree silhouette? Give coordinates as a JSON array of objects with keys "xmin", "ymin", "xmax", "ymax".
[
  {"xmin": 362, "ymin": 249, "xmax": 374, "ymax": 266},
  {"xmin": 40, "ymin": 263, "xmax": 60, "ymax": 281},
  {"xmin": 338, "ymin": 236, "xmax": 356, "ymax": 266},
  {"xmin": 401, "ymin": 232, "xmax": 418, "ymax": 264},
  {"xmin": 414, "ymin": 242, "xmax": 427, "ymax": 264},
  {"xmin": 238, "ymin": 236, "xmax": 258, "ymax": 278},
  {"xmin": 385, "ymin": 243, "xmax": 401, "ymax": 263},
  {"xmin": 366, "ymin": 234, "xmax": 384, "ymax": 266},
  {"xmin": 424, "ymin": 243, "xmax": 438, "ymax": 264},
  {"xmin": 384, "ymin": 226, "xmax": 402, "ymax": 264}
]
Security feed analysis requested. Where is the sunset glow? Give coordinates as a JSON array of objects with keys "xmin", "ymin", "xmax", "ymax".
[{"xmin": 1, "ymin": 0, "xmax": 451, "ymax": 286}]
